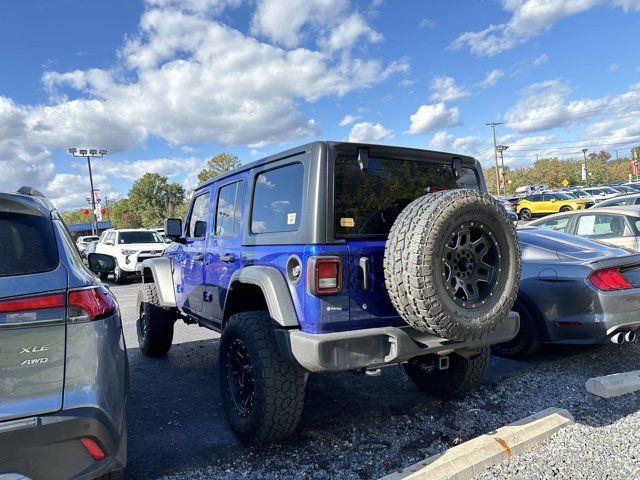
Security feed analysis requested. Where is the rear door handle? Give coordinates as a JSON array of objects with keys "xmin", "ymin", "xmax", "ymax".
[
  {"xmin": 359, "ymin": 256, "xmax": 370, "ymax": 291},
  {"xmin": 221, "ymin": 254, "xmax": 235, "ymax": 263}
]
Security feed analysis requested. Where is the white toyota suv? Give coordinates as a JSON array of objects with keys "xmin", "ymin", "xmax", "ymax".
[{"xmin": 94, "ymin": 229, "xmax": 167, "ymax": 283}]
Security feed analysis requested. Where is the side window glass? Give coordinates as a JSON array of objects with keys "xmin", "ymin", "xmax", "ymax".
[
  {"xmin": 215, "ymin": 180, "xmax": 245, "ymax": 237},
  {"xmin": 577, "ymin": 215, "xmax": 630, "ymax": 238},
  {"xmin": 251, "ymin": 164, "xmax": 304, "ymax": 234},
  {"xmin": 187, "ymin": 193, "xmax": 210, "ymax": 239},
  {"xmin": 537, "ymin": 217, "xmax": 569, "ymax": 233}
]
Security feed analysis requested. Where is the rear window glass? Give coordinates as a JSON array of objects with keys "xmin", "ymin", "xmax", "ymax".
[
  {"xmin": 0, "ymin": 212, "xmax": 58, "ymax": 277},
  {"xmin": 335, "ymin": 157, "xmax": 479, "ymax": 236},
  {"xmin": 251, "ymin": 163, "xmax": 304, "ymax": 234}
]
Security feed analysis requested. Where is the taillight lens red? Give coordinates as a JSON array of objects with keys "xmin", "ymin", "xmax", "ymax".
[
  {"xmin": 308, "ymin": 257, "xmax": 342, "ymax": 295},
  {"xmin": 589, "ymin": 268, "xmax": 632, "ymax": 291},
  {"xmin": 81, "ymin": 437, "xmax": 106, "ymax": 460},
  {"xmin": 68, "ymin": 286, "xmax": 117, "ymax": 322},
  {"xmin": 0, "ymin": 293, "xmax": 65, "ymax": 313}
]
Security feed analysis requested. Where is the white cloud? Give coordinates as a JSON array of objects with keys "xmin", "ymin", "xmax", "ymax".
[
  {"xmin": 405, "ymin": 102, "xmax": 462, "ymax": 135},
  {"xmin": 451, "ymin": 0, "xmax": 640, "ymax": 57},
  {"xmin": 419, "ymin": 18, "xmax": 435, "ymax": 29},
  {"xmin": 430, "ymin": 76, "xmax": 470, "ymax": 102},
  {"xmin": 476, "ymin": 69, "xmax": 504, "ymax": 89},
  {"xmin": 428, "ymin": 131, "xmax": 485, "ymax": 155},
  {"xmin": 348, "ymin": 122, "xmax": 394, "ymax": 143},
  {"xmin": 339, "ymin": 114, "xmax": 361, "ymax": 126},
  {"xmin": 533, "ymin": 53, "xmax": 549, "ymax": 66},
  {"xmin": 251, "ymin": 0, "xmax": 382, "ymax": 51},
  {"xmin": 609, "ymin": 62, "xmax": 619, "ymax": 72},
  {"xmin": 504, "ymin": 79, "xmax": 640, "ymax": 133}
]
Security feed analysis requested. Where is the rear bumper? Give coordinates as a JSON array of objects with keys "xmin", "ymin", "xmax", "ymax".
[
  {"xmin": 0, "ymin": 407, "xmax": 125, "ymax": 480},
  {"xmin": 276, "ymin": 311, "xmax": 519, "ymax": 372}
]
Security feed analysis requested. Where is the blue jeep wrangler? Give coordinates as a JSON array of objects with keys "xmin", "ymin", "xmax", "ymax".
[{"xmin": 137, "ymin": 141, "xmax": 521, "ymax": 443}]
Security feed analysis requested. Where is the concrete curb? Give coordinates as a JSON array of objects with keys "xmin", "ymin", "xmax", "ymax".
[
  {"xmin": 586, "ymin": 369, "xmax": 640, "ymax": 398},
  {"xmin": 379, "ymin": 407, "xmax": 574, "ymax": 480}
]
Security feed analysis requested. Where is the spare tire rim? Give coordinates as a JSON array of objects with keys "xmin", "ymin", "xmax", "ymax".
[
  {"xmin": 441, "ymin": 221, "xmax": 501, "ymax": 309},
  {"xmin": 227, "ymin": 339, "xmax": 255, "ymax": 417}
]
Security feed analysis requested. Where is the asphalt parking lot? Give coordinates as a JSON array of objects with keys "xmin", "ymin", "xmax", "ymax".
[{"xmin": 112, "ymin": 281, "xmax": 640, "ymax": 480}]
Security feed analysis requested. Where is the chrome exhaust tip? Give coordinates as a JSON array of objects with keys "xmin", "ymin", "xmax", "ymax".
[
  {"xmin": 624, "ymin": 330, "xmax": 636, "ymax": 343},
  {"xmin": 611, "ymin": 332, "xmax": 625, "ymax": 344}
]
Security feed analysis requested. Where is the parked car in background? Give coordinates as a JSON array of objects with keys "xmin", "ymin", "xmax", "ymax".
[
  {"xmin": 611, "ymin": 185, "xmax": 635, "ymax": 194},
  {"xmin": 527, "ymin": 206, "xmax": 640, "ymax": 251},
  {"xmin": 516, "ymin": 192, "xmax": 590, "ymax": 220},
  {"xmin": 76, "ymin": 234, "xmax": 99, "ymax": 256},
  {"xmin": 622, "ymin": 183, "xmax": 640, "ymax": 192},
  {"xmin": 497, "ymin": 198, "xmax": 518, "ymax": 225},
  {"xmin": 515, "ymin": 183, "xmax": 549, "ymax": 196},
  {"xmin": 94, "ymin": 228, "xmax": 167, "ymax": 283},
  {"xmin": 571, "ymin": 189, "xmax": 602, "ymax": 204},
  {"xmin": 493, "ymin": 227, "xmax": 640, "ymax": 359},
  {"xmin": 0, "ymin": 187, "xmax": 127, "ymax": 480},
  {"xmin": 581, "ymin": 186, "xmax": 620, "ymax": 201},
  {"xmin": 597, "ymin": 192, "xmax": 640, "ymax": 208}
]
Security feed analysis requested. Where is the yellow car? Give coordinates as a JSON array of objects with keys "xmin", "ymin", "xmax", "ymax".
[{"xmin": 516, "ymin": 193, "xmax": 591, "ymax": 221}]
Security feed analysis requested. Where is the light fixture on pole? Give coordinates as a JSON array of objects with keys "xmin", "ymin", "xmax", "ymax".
[
  {"xmin": 68, "ymin": 147, "xmax": 108, "ymax": 236},
  {"xmin": 581, "ymin": 148, "xmax": 589, "ymax": 187},
  {"xmin": 486, "ymin": 122, "xmax": 504, "ymax": 195},
  {"xmin": 496, "ymin": 145, "xmax": 509, "ymax": 192}
]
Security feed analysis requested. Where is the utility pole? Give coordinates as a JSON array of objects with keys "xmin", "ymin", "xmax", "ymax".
[
  {"xmin": 68, "ymin": 148, "xmax": 108, "ymax": 235},
  {"xmin": 486, "ymin": 122, "xmax": 503, "ymax": 195},
  {"xmin": 496, "ymin": 145, "xmax": 509, "ymax": 193},
  {"xmin": 581, "ymin": 148, "xmax": 589, "ymax": 187}
]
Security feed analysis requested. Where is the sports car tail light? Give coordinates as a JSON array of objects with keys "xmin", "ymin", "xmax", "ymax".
[
  {"xmin": 308, "ymin": 257, "xmax": 342, "ymax": 295},
  {"xmin": 589, "ymin": 268, "xmax": 632, "ymax": 291},
  {"xmin": 81, "ymin": 438, "xmax": 106, "ymax": 460},
  {"xmin": 67, "ymin": 286, "xmax": 117, "ymax": 323}
]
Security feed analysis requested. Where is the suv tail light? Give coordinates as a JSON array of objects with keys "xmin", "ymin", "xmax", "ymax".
[
  {"xmin": 589, "ymin": 268, "xmax": 632, "ymax": 291},
  {"xmin": 0, "ymin": 292, "xmax": 65, "ymax": 313},
  {"xmin": 307, "ymin": 257, "xmax": 342, "ymax": 295},
  {"xmin": 67, "ymin": 286, "xmax": 117, "ymax": 323}
]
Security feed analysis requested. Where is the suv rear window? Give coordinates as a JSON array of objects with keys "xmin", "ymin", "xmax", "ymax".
[
  {"xmin": 0, "ymin": 212, "xmax": 58, "ymax": 277},
  {"xmin": 334, "ymin": 157, "xmax": 479, "ymax": 236}
]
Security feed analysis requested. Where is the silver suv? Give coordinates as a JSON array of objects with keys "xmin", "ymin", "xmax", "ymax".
[{"xmin": 0, "ymin": 187, "xmax": 128, "ymax": 480}]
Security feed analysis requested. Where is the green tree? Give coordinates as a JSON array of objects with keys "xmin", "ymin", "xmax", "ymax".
[
  {"xmin": 60, "ymin": 208, "xmax": 90, "ymax": 225},
  {"xmin": 197, "ymin": 153, "xmax": 241, "ymax": 183},
  {"xmin": 110, "ymin": 198, "xmax": 142, "ymax": 228},
  {"xmin": 127, "ymin": 173, "xmax": 185, "ymax": 227}
]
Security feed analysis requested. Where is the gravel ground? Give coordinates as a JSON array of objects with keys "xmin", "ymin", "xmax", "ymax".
[{"xmin": 110, "ymin": 281, "xmax": 640, "ymax": 480}]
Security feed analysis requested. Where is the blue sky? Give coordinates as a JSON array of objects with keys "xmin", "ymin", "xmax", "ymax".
[{"xmin": 1, "ymin": 0, "xmax": 640, "ymax": 210}]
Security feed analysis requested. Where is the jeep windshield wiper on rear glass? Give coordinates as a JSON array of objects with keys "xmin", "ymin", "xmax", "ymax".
[{"xmin": 334, "ymin": 157, "xmax": 479, "ymax": 236}]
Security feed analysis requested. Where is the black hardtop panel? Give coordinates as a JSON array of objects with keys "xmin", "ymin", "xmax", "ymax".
[{"xmin": 193, "ymin": 141, "xmax": 481, "ymax": 195}]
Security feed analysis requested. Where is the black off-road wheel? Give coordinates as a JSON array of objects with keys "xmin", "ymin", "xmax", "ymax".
[
  {"xmin": 220, "ymin": 311, "xmax": 307, "ymax": 444},
  {"xmin": 137, "ymin": 283, "xmax": 176, "ymax": 357},
  {"xmin": 519, "ymin": 208, "xmax": 532, "ymax": 221},
  {"xmin": 384, "ymin": 189, "xmax": 521, "ymax": 342},
  {"xmin": 491, "ymin": 298, "xmax": 542, "ymax": 360},
  {"xmin": 404, "ymin": 348, "xmax": 490, "ymax": 399}
]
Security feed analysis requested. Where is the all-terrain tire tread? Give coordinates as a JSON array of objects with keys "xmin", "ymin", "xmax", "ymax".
[{"xmin": 137, "ymin": 283, "xmax": 175, "ymax": 357}]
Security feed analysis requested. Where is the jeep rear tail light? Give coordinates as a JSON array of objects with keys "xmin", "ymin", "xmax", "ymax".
[
  {"xmin": 81, "ymin": 438, "xmax": 106, "ymax": 460},
  {"xmin": 67, "ymin": 286, "xmax": 117, "ymax": 323},
  {"xmin": 308, "ymin": 257, "xmax": 342, "ymax": 295},
  {"xmin": 589, "ymin": 268, "xmax": 632, "ymax": 291}
]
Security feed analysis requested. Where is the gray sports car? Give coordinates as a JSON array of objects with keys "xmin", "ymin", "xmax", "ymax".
[{"xmin": 493, "ymin": 226, "xmax": 640, "ymax": 359}]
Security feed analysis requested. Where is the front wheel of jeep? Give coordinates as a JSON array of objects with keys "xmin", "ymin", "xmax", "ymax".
[
  {"xmin": 137, "ymin": 283, "xmax": 176, "ymax": 356},
  {"xmin": 403, "ymin": 348, "xmax": 490, "ymax": 399},
  {"xmin": 220, "ymin": 311, "xmax": 307, "ymax": 444}
]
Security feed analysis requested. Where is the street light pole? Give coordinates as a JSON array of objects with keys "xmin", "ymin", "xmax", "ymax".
[
  {"xmin": 496, "ymin": 145, "xmax": 509, "ymax": 192},
  {"xmin": 487, "ymin": 122, "xmax": 504, "ymax": 195},
  {"xmin": 581, "ymin": 148, "xmax": 589, "ymax": 187},
  {"xmin": 68, "ymin": 148, "xmax": 108, "ymax": 236}
]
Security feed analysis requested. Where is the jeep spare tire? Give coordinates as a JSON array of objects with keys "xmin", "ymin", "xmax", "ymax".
[{"xmin": 384, "ymin": 189, "xmax": 521, "ymax": 342}]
